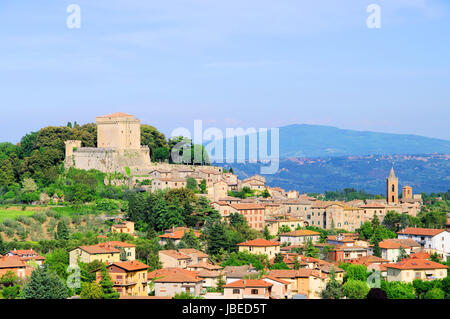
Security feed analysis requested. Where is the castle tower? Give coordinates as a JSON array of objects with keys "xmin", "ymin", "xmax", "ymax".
[
  {"xmin": 96, "ymin": 112, "xmax": 141, "ymax": 150},
  {"xmin": 64, "ymin": 140, "xmax": 82, "ymax": 168},
  {"xmin": 386, "ymin": 167, "xmax": 398, "ymax": 204},
  {"xmin": 402, "ymin": 186, "xmax": 413, "ymax": 200}
]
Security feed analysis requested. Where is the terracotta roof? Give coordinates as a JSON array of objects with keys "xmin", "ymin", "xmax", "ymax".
[
  {"xmin": 237, "ymin": 238, "xmax": 280, "ymax": 247},
  {"xmin": 178, "ymin": 249, "xmax": 209, "ymax": 259},
  {"xmin": 8, "ymin": 250, "xmax": 45, "ymax": 260},
  {"xmin": 386, "ymin": 259, "xmax": 449, "ymax": 270},
  {"xmin": 262, "ymin": 276, "xmax": 291, "ymax": 285},
  {"xmin": 281, "ymin": 230, "xmax": 320, "ymax": 237},
  {"xmin": 159, "ymin": 229, "xmax": 201, "ymax": 240},
  {"xmin": 0, "ymin": 256, "xmax": 27, "ymax": 269},
  {"xmin": 223, "ymin": 265, "xmax": 259, "ymax": 278},
  {"xmin": 347, "ymin": 255, "xmax": 389, "ymax": 265},
  {"xmin": 397, "ymin": 227, "xmax": 445, "ymax": 237},
  {"xmin": 98, "ymin": 112, "xmax": 133, "ymax": 118},
  {"xmin": 410, "ymin": 252, "xmax": 431, "ymax": 260},
  {"xmin": 379, "ymin": 239, "xmax": 420, "ymax": 249},
  {"xmin": 268, "ymin": 269, "xmax": 317, "ymax": 279},
  {"xmin": 148, "ymin": 268, "xmax": 202, "ymax": 283},
  {"xmin": 159, "ymin": 250, "xmax": 191, "ymax": 260},
  {"xmin": 197, "ymin": 270, "xmax": 222, "ymax": 278},
  {"xmin": 230, "ymin": 203, "xmax": 266, "ymax": 210},
  {"xmin": 187, "ymin": 262, "xmax": 221, "ymax": 270},
  {"xmin": 109, "ymin": 260, "xmax": 149, "ymax": 272},
  {"xmin": 78, "ymin": 245, "xmax": 120, "ymax": 254},
  {"xmin": 77, "ymin": 241, "xmax": 135, "ymax": 254},
  {"xmin": 223, "ymin": 279, "xmax": 272, "ymax": 288}
]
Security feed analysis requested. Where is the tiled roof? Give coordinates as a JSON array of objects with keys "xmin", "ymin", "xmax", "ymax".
[
  {"xmin": 230, "ymin": 203, "xmax": 266, "ymax": 210},
  {"xmin": 98, "ymin": 112, "xmax": 133, "ymax": 118},
  {"xmin": 178, "ymin": 249, "xmax": 209, "ymax": 259},
  {"xmin": 237, "ymin": 239, "xmax": 280, "ymax": 247},
  {"xmin": 347, "ymin": 255, "xmax": 389, "ymax": 265},
  {"xmin": 281, "ymin": 230, "xmax": 320, "ymax": 237},
  {"xmin": 397, "ymin": 227, "xmax": 445, "ymax": 237},
  {"xmin": 379, "ymin": 239, "xmax": 420, "ymax": 249},
  {"xmin": 148, "ymin": 268, "xmax": 202, "ymax": 283},
  {"xmin": 262, "ymin": 276, "xmax": 291, "ymax": 285},
  {"xmin": 410, "ymin": 252, "xmax": 431, "ymax": 260},
  {"xmin": 0, "ymin": 256, "xmax": 27, "ymax": 269},
  {"xmin": 77, "ymin": 241, "xmax": 135, "ymax": 254},
  {"xmin": 187, "ymin": 262, "xmax": 221, "ymax": 270},
  {"xmin": 110, "ymin": 260, "xmax": 149, "ymax": 272},
  {"xmin": 268, "ymin": 269, "xmax": 317, "ymax": 279},
  {"xmin": 158, "ymin": 229, "xmax": 201, "ymax": 240},
  {"xmin": 386, "ymin": 259, "xmax": 449, "ymax": 270},
  {"xmin": 223, "ymin": 279, "xmax": 272, "ymax": 288},
  {"xmin": 159, "ymin": 250, "xmax": 191, "ymax": 260}
]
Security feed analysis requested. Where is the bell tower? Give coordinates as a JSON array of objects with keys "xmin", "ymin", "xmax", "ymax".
[{"xmin": 386, "ymin": 166, "xmax": 398, "ymax": 204}]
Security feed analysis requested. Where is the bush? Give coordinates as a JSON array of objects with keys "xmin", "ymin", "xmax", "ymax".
[
  {"xmin": 31, "ymin": 212, "xmax": 47, "ymax": 223},
  {"xmin": 95, "ymin": 199, "xmax": 119, "ymax": 212},
  {"xmin": 342, "ymin": 280, "xmax": 370, "ymax": 299},
  {"xmin": 424, "ymin": 287, "xmax": 445, "ymax": 299}
]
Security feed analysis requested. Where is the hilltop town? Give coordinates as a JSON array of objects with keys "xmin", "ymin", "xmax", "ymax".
[{"xmin": 0, "ymin": 112, "xmax": 449, "ymax": 300}]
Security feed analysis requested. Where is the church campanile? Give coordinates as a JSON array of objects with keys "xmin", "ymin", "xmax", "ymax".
[{"xmin": 386, "ymin": 166, "xmax": 398, "ymax": 204}]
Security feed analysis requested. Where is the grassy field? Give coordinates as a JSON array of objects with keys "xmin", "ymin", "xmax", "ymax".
[{"xmin": 0, "ymin": 210, "xmax": 35, "ymax": 222}]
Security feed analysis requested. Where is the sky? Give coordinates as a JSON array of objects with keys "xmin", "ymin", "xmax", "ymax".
[{"xmin": 1, "ymin": 0, "xmax": 450, "ymax": 143}]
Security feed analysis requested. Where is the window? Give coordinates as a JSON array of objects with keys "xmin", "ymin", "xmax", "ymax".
[
  {"xmin": 233, "ymin": 289, "xmax": 240, "ymax": 294},
  {"xmin": 251, "ymin": 289, "xmax": 258, "ymax": 295}
]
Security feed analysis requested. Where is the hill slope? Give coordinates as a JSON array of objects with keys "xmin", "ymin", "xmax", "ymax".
[
  {"xmin": 226, "ymin": 154, "xmax": 450, "ymax": 194},
  {"xmin": 216, "ymin": 124, "xmax": 450, "ymax": 160}
]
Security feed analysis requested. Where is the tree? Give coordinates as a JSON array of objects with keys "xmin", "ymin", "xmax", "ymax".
[
  {"xmin": 56, "ymin": 221, "xmax": 70, "ymax": 240},
  {"xmin": 263, "ymin": 226, "xmax": 272, "ymax": 240},
  {"xmin": 80, "ymin": 281, "xmax": 103, "ymax": 299},
  {"xmin": 381, "ymin": 281, "xmax": 415, "ymax": 299},
  {"xmin": 342, "ymin": 280, "xmax": 370, "ymax": 299},
  {"xmin": 372, "ymin": 241, "xmax": 381, "ymax": 258},
  {"xmin": 173, "ymin": 292, "xmax": 203, "ymax": 299},
  {"xmin": 140, "ymin": 124, "xmax": 168, "ymax": 160},
  {"xmin": 397, "ymin": 247, "xmax": 409, "ymax": 262},
  {"xmin": 153, "ymin": 146, "xmax": 170, "ymax": 162},
  {"xmin": 44, "ymin": 248, "xmax": 69, "ymax": 280},
  {"xmin": 304, "ymin": 240, "xmax": 319, "ymax": 258},
  {"xmin": 357, "ymin": 222, "xmax": 373, "ymax": 240},
  {"xmin": 22, "ymin": 266, "xmax": 69, "ymax": 299},
  {"xmin": 186, "ymin": 178, "xmax": 198, "ymax": 192},
  {"xmin": 98, "ymin": 265, "xmax": 120, "ymax": 299},
  {"xmin": 178, "ymin": 229, "xmax": 201, "ymax": 250},
  {"xmin": 424, "ymin": 287, "xmax": 445, "ymax": 299},
  {"xmin": 22, "ymin": 177, "xmax": 38, "ymax": 193},
  {"xmin": 199, "ymin": 179, "xmax": 207, "ymax": 194},
  {"xmin": 1, "ymin": 285, "xmax": 21, "ymax": 299},
  {"xmin": 340, "ymin": 264, "xmax": 368, "ymax": 282},
  {"xmin": 273, "ymin": 253, "xmax": 284, "ymax": 264},
  {"xmin": 320, "ymin": 268, "xmax": 343, "ymax": 299},
  {"xmin": 207, "ymin": 223, "xmax": 228, "ymax": 256},
  {"xmin": 278, "ymin": 225, "xmax": 292, "ymax": 234},
  {"xmin": 0, "ymin": 270, "xmax": 18, "ymax": 287}
]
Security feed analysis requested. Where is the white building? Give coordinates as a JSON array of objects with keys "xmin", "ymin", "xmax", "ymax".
[{"xmin": 397, "ymin": 228, "xmax": 450, "ymax": 261}]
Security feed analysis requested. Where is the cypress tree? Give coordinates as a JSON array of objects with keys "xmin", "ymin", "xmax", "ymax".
[
  {"xmin": 99, "ymin": 265, "xmax": 120, "ymax": 299},
  {"xmin": 22, "ymin": 266, "xmax": 69, "ymax": 299}
]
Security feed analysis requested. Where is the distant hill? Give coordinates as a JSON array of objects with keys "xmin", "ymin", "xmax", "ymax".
[
  {"xmin": 215, "ymin": 124, "xmax": 450, "ymax": 160},
  {"xmin": 224, "ymin": 154, "xmax": 450, "ymax": 194},
  {"xmin": 277, "ymin": 124, "xmax": 450, "ymax": 158}
]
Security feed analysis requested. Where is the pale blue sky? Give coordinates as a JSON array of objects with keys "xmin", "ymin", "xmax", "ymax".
[{"xmin": 1, "ymin": 0, "xmax": 450, "ymax": 143}]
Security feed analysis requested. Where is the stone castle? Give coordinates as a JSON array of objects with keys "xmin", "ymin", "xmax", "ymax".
[{"xmin": 64, "ymin": 112, "xmax": 151, "ymax": 173}]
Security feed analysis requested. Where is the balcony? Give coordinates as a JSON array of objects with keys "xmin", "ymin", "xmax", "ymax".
[{"xmin": 113, "ymin": 280, "xmax": 136, "ymax": 286}]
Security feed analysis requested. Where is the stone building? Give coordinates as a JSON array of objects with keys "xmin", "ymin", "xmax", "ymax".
[
  {"xmin": 387, "ymin": 167, "xmax": 399, "ymax": 204},
  {"xmin": 64, "ymin": 112, "xmax": 151, "ymax": 173}
]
